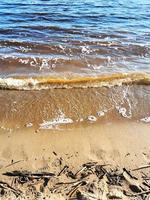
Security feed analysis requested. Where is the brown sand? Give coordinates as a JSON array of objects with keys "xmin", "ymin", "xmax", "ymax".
[
  {"xmin": 0, "ymin": 85, "xmax": 150, "ymax": 199},
  {"xmin": 0, "ymin": 121, "xmax": 150, "ymax": 199},
  {"xmin": 0, "ymin": 121, "xmax": 150, "ymax": 172}
]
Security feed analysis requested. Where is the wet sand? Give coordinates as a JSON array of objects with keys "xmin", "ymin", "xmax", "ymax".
[
  {"xmin": 0, "ymin": 84, "xmax": 150, "ymax": 170},
  {"xmin": 0, "ymin": 121, "xmax": 150, "ymax": 173},
  {"xmin": 0, "ymin": 0, "xmax": 150, "ymax": 198}
]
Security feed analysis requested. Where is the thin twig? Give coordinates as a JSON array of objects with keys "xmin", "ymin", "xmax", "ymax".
[
  {"xmin": 132, "ymin": 164, "xmax": 150, "ymax": 171},
  {"xmin": 128, "ymin": 189, "xmax": 150, "ymax": 197},
  {"xmin": 58, "ymin": 165, "xmax": 69, "ymax": 176},
  {"xmin": 68, "ymin": 181, "xmax": 86, "ymax": 198},
  {"xmin": 4, "ymin": 160, "xmax": 24, "ymax": 168}
]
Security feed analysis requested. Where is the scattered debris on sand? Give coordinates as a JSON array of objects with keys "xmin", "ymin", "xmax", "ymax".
[{"xmin": 0, "ymin": 157, "xmax": 150, "ymax": 200}]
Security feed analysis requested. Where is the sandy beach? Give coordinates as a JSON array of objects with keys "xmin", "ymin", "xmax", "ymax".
[
  {"xmin": 0, "ymin": 0, "xmax": 150, "ymax": 199},
  {"xmin": 0, "ymin": 85, "xmax": 150, "ymax": 199}
]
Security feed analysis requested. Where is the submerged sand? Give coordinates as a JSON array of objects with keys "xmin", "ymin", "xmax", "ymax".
[{"xmin": 0, "ymin": 84, "xmax": 150, "ymax": 129}]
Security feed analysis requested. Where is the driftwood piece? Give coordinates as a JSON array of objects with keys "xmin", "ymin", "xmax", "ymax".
[
  {"xmin": 0, "ymin": 181, "xmax": 22, "ymax": 197},
  {"xmin": 67, "ymin": 181, "xmax": 87, "ymax": 198},
  {"xmin": 3, "ymin": 171, "xmax": 55, "ymax": 179},
  {"xmin": 1, "ymin": 160, "xmax": 150, "ymax": 199}
]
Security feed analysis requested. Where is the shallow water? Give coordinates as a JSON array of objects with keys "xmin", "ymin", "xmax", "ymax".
[
  {"xmin": 0, "ymin": 2, "xmax": 150, "ymax": 176},
  {"xmin": 0, "ymin": 0, "xmax": 150, "ymax": 126},
  {"xmin": 0, "ymin": 0, "xmax": 150, "ymax": 80},
  {"xmin": 0, "ymin": 85, "xmax": 149, "ymax": 129}
]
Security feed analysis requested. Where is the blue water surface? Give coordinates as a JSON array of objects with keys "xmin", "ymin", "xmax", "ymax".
[{"xmin": 0, "ymin": 0, "xmax": 150, "ymax": 77}]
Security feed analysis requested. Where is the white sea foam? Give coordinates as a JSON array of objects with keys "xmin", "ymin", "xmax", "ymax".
[
  {"xmin": 25, "ymin": 123, "xmax": 33, "ymax": 128},
  {"xmin": 0, "ymin": 77, "xmax": 38, "ymax": 89},
  {"xmin": 140, "ymin": 116, "xmax": 150, "ymax": 123},
  {"xmin": 0, "ymin": 72, "xmax": 149, "ymax": 90},
  {"xmin": 39, "ymin": 110, "xmax": 73, "ymax": 129},
  {"xmin": 116, "ymin": 106, "xmax": 132, "ymax": 119},
  {"xmin": 87, "ymin": 115, "xmax": 97, "ymax": 122},
  {"xmin": 97, "ymin": 109, "xmax": 108, "ymax": 117}
]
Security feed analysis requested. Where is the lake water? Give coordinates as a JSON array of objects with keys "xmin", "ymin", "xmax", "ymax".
[
  {"xmin": 0, "ymin": 1, "xmax": 150, "ymax": 172},
  {"xmin": 0, "ymin": 0, "xmax": 149, "ymax": 83}
]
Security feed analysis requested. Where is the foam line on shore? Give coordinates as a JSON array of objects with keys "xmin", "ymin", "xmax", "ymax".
[{"xmin": 0, "ymin": 72, "xmax": 150, "ymax": 90}]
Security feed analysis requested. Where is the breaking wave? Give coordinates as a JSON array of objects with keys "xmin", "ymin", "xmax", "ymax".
[{"xmin": 0, "ymin": 72, "xmax": 150, "ymax": 90}]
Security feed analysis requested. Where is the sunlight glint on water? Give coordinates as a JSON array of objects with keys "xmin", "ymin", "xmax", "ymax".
[{"xmin": 0, "ymin": 0, "xmax": 149, "ymax": 80}]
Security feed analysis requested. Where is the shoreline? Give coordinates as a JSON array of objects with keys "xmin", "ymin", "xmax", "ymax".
[
  {"xmin": 0, "ymin": 84, "xmax": 149, "ymax": 199},
  {"xmin": 0, "ymin": 121, "xmax": 150, "ymax": 199},
  {"xmin": 0, "ymin": 121, "xmax": 150, "ymax": 172},
  {"xmin": 0, "ymin": 72, "xmax": 150, "ymax": 90},
  {"xmin": 0, "ymin": 84, "xmax": 150, "ymax": 129}
]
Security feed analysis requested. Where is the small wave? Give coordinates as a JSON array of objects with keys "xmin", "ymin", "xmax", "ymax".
[{"xmin": 0, "ymin": 72, "xmax": 150, "ymax": 90}]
